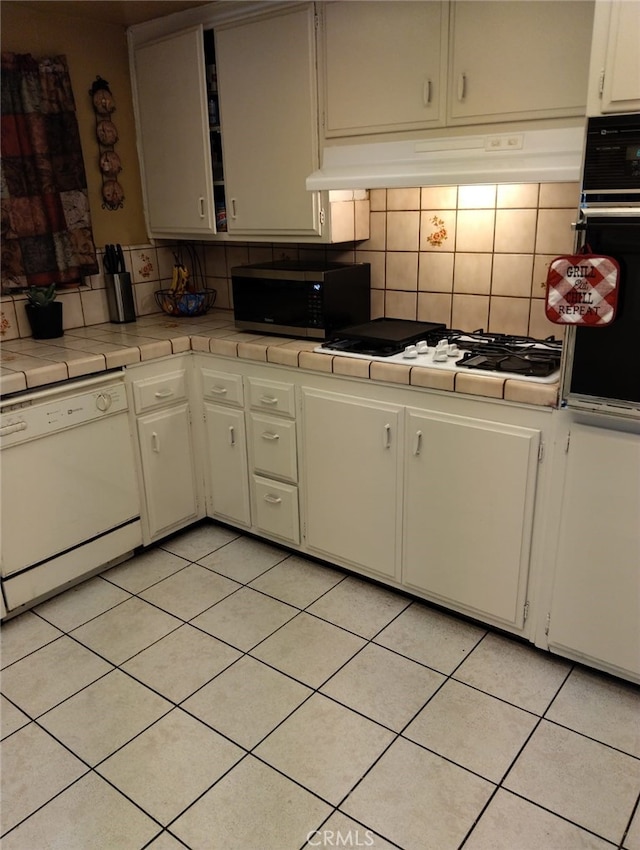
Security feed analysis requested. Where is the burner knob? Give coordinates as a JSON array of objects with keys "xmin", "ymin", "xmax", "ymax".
[
  {"xmin": 416, "ymin": 340, "xmax": 429, "ymax": 354},
  {"xmin": 403, "ymin": 344, "xmax": 418, "ymax": 359},
  {"xmin": 447, "ymin": 344, "xmax": 460, "ymax": 357},
  {"xmin": 433, "ymin": 346, "xmax": 449, "ymax": 362}
]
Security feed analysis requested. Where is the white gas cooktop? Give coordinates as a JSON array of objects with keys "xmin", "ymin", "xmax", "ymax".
[{"xmin": 314, "ymin": 343, "xmax": 561, "ymax": 384}]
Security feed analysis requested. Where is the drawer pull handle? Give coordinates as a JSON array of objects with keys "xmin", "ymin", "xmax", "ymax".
[
  {"xmin": 228, "ymin": 425, "xmax": 235, "ymax": 446},
  {"xmin": 259, "ymin": 395, "xmax": 278, "ymax": 406},
  {"xmin": 0, "ymin": 421, "xmax": 27, "ymax": 436},
  {"xmin": 209, "ymin": 386, "xmax": 228, "ymax": 395},
  {"xmin": 262, "ymin": 431, "xmax": 280, "ymax": 441},
  {"xmin": 457, "ymin": 72, "xmax": 467, "ymax": 102},
  {"xmin": 154, "ymin": 389, "xmax": 174, "ymax": 399},
  {"xmin": 152, "ymin": 431, "xmax": 160, "ymax": 453},
  {"xmin": 384, "ymin": 424, "xmax": 391, "ymax": 449},
  {"xmin": 413, "ymin": 430, "xmax": 423, "ymax": 456},
  {"xmin": 263, "ymin": 493, "xmax": 282, "ymax": 505},
  {"xmin": 423, "ymin": 78, "xmax": 432, "ymax": 105}
]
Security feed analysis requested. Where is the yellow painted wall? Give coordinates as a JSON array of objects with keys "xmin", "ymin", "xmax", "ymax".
[{"xmin": 1, "ymin": 2, "xmax": 148, "ymax": 248}]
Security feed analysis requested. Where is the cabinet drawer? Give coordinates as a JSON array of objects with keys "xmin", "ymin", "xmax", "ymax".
[
  {"xmin": 201, "ymin": 369, "xmax": 244, "ymax": 408},
  {"xmin": 247, "ymin": 377, "xmax": 295, "ymax": 418},
  {"xmin": 252, "ymin": 476, "xmax": 300, "ymax": 544},
  {"xmin": 132, "ymin": 370, "xmax": 188, "ymax": 414},
  {"xmin": 250, "ymin": 413, "xmax": 297, "ymax": 483}
]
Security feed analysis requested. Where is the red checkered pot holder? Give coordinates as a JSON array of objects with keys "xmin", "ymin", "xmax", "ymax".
[{"xmin": 545, "ymin": 249, "xmax": 620, "ymax": 326}]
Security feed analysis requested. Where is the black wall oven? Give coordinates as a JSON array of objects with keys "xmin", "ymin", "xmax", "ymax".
[{"xmin": 564, "ymin": 114, "xmax": 640, "ymax": 416}]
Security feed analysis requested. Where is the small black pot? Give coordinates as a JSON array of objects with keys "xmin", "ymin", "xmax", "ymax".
[{"xmin": 25, "ymin": 301, "xmax": 64, "ymax": 339}]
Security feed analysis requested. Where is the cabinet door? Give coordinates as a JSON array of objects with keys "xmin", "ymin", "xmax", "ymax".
[
  {"xmin": 203, "ymin": 403, "xmax": 251, "ymax": 527},
  {"xmin": 138, "ymin": 404, "xmax": 199, "ymax": 540},
  {"xmin": 302, "ymin": 388, "xmax": 402, "ymax": 579},
  {"xmin": 547, "ymin": 424, "xmax": 640, "ymax": 681},
  {"xmin": 321, "ymin": 1, "xmax": 447, "ymax": 137},
  {"xmin": 448, "ymin": 1, "xmax": 593, "ymax": 125},
  {"xmin": 403, "ymin": 409, "xmax": 540, "ymax": 628},
  {"xmin": 600, "ymin": 1, "xmax": 640, "ymax": 114},
  {"xmin": 215, "ymin": 4, "xmax": 321, "ymax": 237},
  {"xmin": 133, "ymin": 26, "xmax": 215, "ymax": 236}
]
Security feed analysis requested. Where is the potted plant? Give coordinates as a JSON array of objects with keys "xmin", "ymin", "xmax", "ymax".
[{"xmin": 25, "ymin": 284, "xmax": 64, "ymax": 339}]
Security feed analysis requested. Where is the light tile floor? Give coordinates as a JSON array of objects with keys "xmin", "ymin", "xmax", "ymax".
[{"xmin": 1, "ymin": 522, "xmax": 639, "ymax": 850}]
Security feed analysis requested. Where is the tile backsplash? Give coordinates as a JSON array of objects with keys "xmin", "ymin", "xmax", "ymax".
[{"xmin": 0, "ymin": 182, "xmax": 579, "ymax": 341}]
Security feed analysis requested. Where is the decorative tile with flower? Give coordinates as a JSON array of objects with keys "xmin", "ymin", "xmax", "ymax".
[{"xmin": 89, "ymin": 76, "xmax": 124, "ymax": 211}]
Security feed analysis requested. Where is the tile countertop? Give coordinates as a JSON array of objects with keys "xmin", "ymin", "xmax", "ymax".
[{"xmin": 0, "ymin": 310, "xmax": 559, "ymax": 406}]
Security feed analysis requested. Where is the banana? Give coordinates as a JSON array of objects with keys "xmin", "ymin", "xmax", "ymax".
[{"xmin": 169, "ymin": 263, "xmax": 179, "ymax": 293}]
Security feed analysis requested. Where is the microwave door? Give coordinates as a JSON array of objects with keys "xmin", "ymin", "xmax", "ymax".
[
  {"xmin": 567, "ymin": 216, "xmax": 640, "ymax": 409},
  {"xmin": 233, "ymin": 277, "xmax": 312, "ymax": 329}
]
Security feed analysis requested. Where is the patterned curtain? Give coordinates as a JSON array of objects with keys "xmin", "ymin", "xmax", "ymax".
[{"xmin": 1, "ymin": 52, "xmax": 99, "ymax": 293}]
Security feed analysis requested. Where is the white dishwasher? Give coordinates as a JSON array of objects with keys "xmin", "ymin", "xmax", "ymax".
[{"xmin": 0, "ymin": 372, "xmax": 142, "ymax": 615}]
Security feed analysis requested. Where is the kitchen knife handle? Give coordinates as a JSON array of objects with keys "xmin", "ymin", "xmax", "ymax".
[
  {"xmin": 115, "ymin": 244, "xmax": 126, "ymax": 273},
  {"xmin": 413, "ymin": 430, "xmax": 423, "ymax": 456},
  {"xmin": 383, "ymin": 423, "xmax": 391, "ymax": 449}
]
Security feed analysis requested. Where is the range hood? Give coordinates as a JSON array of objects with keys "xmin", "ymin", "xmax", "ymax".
[{"xmin": 306, "ymin": 126, "xmax": 586, "ymax": 190}]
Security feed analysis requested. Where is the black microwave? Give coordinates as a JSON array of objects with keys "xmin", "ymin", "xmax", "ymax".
[{"xmin": 231, "ymin": 260, "xmax": 370, "ymax": 339}]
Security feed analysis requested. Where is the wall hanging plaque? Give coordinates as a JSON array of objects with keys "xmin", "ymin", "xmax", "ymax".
[{"xmin": 545, "ymin": 246, "xmax": 620, "ymax": 326}]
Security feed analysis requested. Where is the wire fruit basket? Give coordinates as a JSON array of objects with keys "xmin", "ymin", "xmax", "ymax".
[
  {"xmin": 154, "ymin": 288, "xmax": 216, "ymax": 317},
  {"xmin": 155, "ymin": 244, "xmax": 216, "ymax": 317}
]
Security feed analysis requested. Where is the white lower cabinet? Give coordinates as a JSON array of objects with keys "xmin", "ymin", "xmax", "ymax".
[
  {"xmin": 137, "ymin": 404, "xmax": 199, "ymax": 542},
  {"xmin": 203, "ymin": 403, "xmax": 251, "ymax": 527},
  {"xmin": 546, "ymin": 421, "xmax": 640, "ymax": 682},
  {"xmin": 302, "ymin": 388, "xmax": 404, "ymax": 581},
  {"xmin": 127, "ymin": 358, "xmax": 201, "ymax": 544},
  {"xmin": 403, "ymin": 409, "xmax": 541, "ymax": 628},
  {"xmin": 199, "ymin": 365, "xmax": 250, "ymax": 527}
]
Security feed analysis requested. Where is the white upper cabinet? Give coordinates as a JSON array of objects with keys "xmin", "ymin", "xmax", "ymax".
[
  {"xmin": 133, "ymin": 26, "xmax": 216, "ymax": 237},
  {"xmin": 587, "ymin": 0, "xmax": 640, "ymax": 115},
  {"xmin": 320, "ymin": 1, "xmax": 448, "ymax": 137},
  {"xmin": 447, "ymin": 1, "xmax": 594, "ymax": 125},
  {"xmin": 319, "ymin": 0, "xmax": 594, "ymax": 140},
  {"xmin": 215, "ymin": 4, "xmax": 321, "ymax": 238},
  {"xmin": 130, "ymin": 4, "xmax": 329, "ymax": 242}
]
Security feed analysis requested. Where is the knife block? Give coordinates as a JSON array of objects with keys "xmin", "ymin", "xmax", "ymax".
[{"xmin": 105, "ymin": 272, "xmax": 136, "ymax": 323}]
